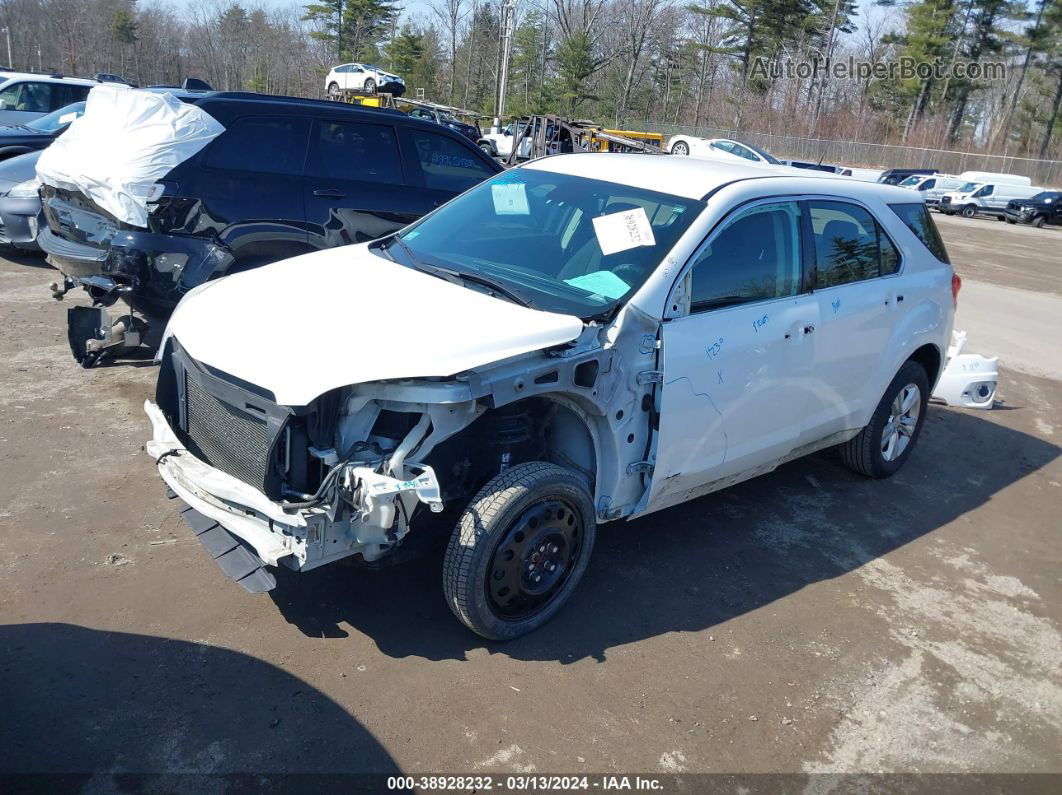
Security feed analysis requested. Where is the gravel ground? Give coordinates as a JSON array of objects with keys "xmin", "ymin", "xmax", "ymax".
[{"xmin": 0, "ymin": 215, "xmax": 1059, "ymax": 788}]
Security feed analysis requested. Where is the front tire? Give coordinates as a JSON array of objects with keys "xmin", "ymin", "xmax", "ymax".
[
  {"xmin": 327, "ymin": 82, "xmax": 341, "ymax": 100},
  {"xmin": 961, "ymin": 204, "xmax": 978, "ymax": 218},
  {"xmin": 1031, "ymin": 215, "xmax": 1046, "ymax": 229},
  {"xmin": 443, "ymin": 462, "xmax": 596, "ymax": 640},
  {"xmin": 671, "ymin": 141, "xmax": 689, "ymax": 156},
  {"xmin": 840, "ymin": 360, "xmax": 930, "ymax": 479}
]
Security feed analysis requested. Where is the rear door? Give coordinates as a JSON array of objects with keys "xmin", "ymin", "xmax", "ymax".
[
  {"xmin": 801, "ymin": 199, "xmax": 903, "ymax": 439},
  {"xmin": 0, "ymin": 80, "xmax": 56, "ymax": 124},
  {"xmin": 189, "ymin": 113, "xmax": 310, "ymax": 263},
  {"xmin": 303, "ymin": 116, "xmax": 422, "ymax": 248},
  {"xmin": 643, "ymin": 199, "xmax": 820, "ymax": 514},
  {"xmin": 400, "ymin": 125, "xmax": 502, "ymax": 210}
]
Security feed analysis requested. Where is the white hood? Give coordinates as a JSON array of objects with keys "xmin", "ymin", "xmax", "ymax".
[{"xmin": 165, "ymin": 245, "xmax": 585, "ymax": 406}]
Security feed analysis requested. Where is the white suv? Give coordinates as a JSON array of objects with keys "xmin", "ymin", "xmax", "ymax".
[
  {"xmin": 146, "ymin": 154, "xmax": 957, "ymax": 639},
  {"xmin": 325, "ymin": 63, "xmax": 405, "ymax": 98},
  {"xmin": 0, "ymin": 72, "xmax": 95, "ymax": 125}
]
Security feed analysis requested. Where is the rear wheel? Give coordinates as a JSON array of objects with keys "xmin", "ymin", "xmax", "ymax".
[
  {"xmin": 363, "ymin": 78, "xmax": 376, "ymax": 94},
  {"xmin": 479, "ymin": 141, "xmax": 496, "ymax": 156},
  {"xmin": 840, "ymin": 360, "xmax": 930, "ymax": 479},
  {"xmin": 443, "ymin": 462, "xmax": 596, "ymax": 640},
  {"xmin": 671, "ymin": 141, "xmax": 689, "ymax": 156},
  {"xmin": 327, "ymin": 82, "xmax": 341, "ymax": 100},
  {"xmin": 961, "ymin": 204, "xmax": 978, "ymax": 218}
]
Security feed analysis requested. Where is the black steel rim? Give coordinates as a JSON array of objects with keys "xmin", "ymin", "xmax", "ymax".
[{"xmin": 486, "ymin": 498, "xmax": 582, "ymax": 621}]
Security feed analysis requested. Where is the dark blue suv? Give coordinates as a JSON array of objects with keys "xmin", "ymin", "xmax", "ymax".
[{"xmin": 39, "ymin": 91, "xmax": 503, "ymax": 365}]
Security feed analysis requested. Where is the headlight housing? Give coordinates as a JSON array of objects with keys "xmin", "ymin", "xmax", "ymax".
[{"xmin": 7, "ymin": 178, "xmax": 40, "ymax": 199}]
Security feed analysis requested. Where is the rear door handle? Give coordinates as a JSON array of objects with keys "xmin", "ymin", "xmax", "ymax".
[
  {"xmin": 313, "ymin": 188, "xmax": 347, "ymax": 198},
  {"xmin": 803, "ymin": 324, "xmax": 815, "ymax": 335}
]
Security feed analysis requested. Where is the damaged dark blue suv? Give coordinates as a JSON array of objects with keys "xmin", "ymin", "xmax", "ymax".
[{"xmin": 39, "ymin": 88, "xmax": 502, "ymax": 365}]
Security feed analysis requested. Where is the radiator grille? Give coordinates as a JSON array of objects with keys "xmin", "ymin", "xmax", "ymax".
[{"xmin": 185, "ymin": 373, "xmax": 272, "ymax": 490}]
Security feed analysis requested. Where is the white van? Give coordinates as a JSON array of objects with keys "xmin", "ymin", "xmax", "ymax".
[
  {"xmin": 955, "ymin": 170, "xmax": 1032, "ymax": 187},
  {"xmin": 898, "ymin": 174, "xmax": 968, "ymax": 206},
  {"xmin": 938, "ymin": 182, "xmax": 1043, "ymax": 218}
]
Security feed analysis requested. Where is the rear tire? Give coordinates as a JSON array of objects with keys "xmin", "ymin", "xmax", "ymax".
[
  {"xmin": 671, "ymin": 141, "xmax": 689, "ymax": 156},
  {"xmin": 327, "ymin": 82, "xmax": 341, "ymax": 100},
  {"xmin": 840, "ymin": 360, "xmax": 930, "ymax": 479},
  {"xmin": 363, "ymin": 78, "xmax": 376, "ymax": 94},
  {"xmin": 961, "ymin": 204, "xmax": 978, "ymax": 218},
  {"xmin": 443, "ymin": 462, "xmax": 596, "ymax": 640}
]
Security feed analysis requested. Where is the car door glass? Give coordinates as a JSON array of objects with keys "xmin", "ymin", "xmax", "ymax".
[
  {"xmin": 921, "ymin": 179, "xmax": 936, "ymax": 190},
  {"xmin": 307, "ymin": 120, "xmax": 403, "ymax": 184},
  {"xmin": 809, "ymin": 200, "xmax": 897, "ymax": 287},
  {"xmin": 203, "ymin": 116, "xmax": 307, "ymax": 175},
  {"xmin": 688, "ymin": 201, "xmax": 802, "ymax": 312},
  {"xmin": 731, "ymin": 143, "xmax": 758, "ymax": 161},
  {"xmin": 409, "ymin": 129, "xmax": 496, "ymax": 192},
  {"xmin": 19, "ymin": 82, "xmax": 53, "ymax": 112}
]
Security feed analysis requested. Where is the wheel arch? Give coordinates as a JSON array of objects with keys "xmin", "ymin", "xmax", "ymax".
[{"xmin": 908, "ymin": 342, "xmax": 943, "ymax": 390}]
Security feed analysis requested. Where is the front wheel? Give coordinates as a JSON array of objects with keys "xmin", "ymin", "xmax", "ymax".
[
  {"xmin": 443, "ymin": 462, "xmax": 596, "ymax": 640},
  {"xmin": 327, "ymin": 82, "xmax": 341, "ymax": 100},
  {"xmin": 670, "ymin": 141, "xmax": 689, "ymax": 156},
  {"xmin": 961, "ymin": 204, "xmax": 978, "ymax": 218},
  {"xmin": 479, "ymin": 141, "xmax": 496, "ymax": 156},
  {"xmin": 840, "ymin": 360, "xmax": 930, "ymax": 479},
  {"xmin": 1031, "ymin": 215, "xmax": 1046, "ymax": 229}
]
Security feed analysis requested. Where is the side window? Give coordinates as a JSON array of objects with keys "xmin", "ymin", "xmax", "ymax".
[
  {"xmin": 306, "ymin": 120, "xmax": 403, "ymax": 184},
  {"xmin": 975, "ymin": 185, "xmax": 993, "ymax": 197},
  {"xmin": 56, "ymin": 84, "xmax": 90, "ymax": 107},
  {"xmin": 408, "ymin": 129, "xmax": 496, "ymax": 192},
  {"xmin": 203, "ymin": 116, "xmax": 308, "ymax": 175},
  {"xmin": 809, "ymin": 200, "xmax": 897, "ymax": 287},
  {"xmin": 688, "ymin": 201, "xmax": 802, "ymax": 312},
  {"xmin": 888, "ymin": 202, "xmax": 949, "ymax": 264},
  {"xmin": 920, "ymin": 179, "xmax": 935, "ymax": 190},
  {"xmin": 0, "ymin": 81, "xmax": 54, "ymax": 112},
  {"xmin": 730, "ymin": 144, "xmax": 759, "ymax": 161}
]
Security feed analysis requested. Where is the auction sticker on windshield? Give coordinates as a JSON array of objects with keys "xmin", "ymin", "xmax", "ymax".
[
  {"xmin": 592, "ymin": 206, "xmax": 655, "ymax": 256},
  {"xmin": 492, "ymin": 182, "xmax": 529, "ymax": 215}
]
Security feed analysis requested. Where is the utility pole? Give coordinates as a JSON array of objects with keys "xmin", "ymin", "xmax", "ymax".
[
  {"xmin": 494, "ymin": 0, "xmax": 516, "ymax": 132},
  {"xmin": 1, "ymin": 28, "xmax": 11, "ymax": 69}
]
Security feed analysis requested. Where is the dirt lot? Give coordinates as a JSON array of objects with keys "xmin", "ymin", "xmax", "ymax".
[{"xmin": 0, "ymin": 215, "xmax": 1059, "ymax": 787}]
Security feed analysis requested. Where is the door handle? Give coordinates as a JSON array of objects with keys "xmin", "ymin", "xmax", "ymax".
[
  {"xmin": 803, "ymin": 324, "xmax": 815, "ymax": 335},
  {"xmin": 313, "ymin": 188, "xmax": 347, "ymax": 198}
]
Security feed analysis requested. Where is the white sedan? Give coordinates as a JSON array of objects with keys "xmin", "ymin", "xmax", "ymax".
[
  {"xmin": 325, "ymin": 63, "xmax": 406, "ymax": 98},
  {"xmin": 666, "ymin": 135, "xmax": 782, "ymax": 165}
]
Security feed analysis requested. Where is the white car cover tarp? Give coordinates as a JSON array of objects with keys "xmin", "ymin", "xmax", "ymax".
[{"xmin": 36, "ymin": 84, "xmax": 224, "ymax": 228}]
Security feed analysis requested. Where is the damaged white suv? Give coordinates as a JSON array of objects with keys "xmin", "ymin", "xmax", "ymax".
[{"xmin": 146, "ymin": 154, "xmax": 957, "ymax": 639}]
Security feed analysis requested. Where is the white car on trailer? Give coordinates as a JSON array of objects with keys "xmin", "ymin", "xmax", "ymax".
[{"xmin": 146, "ymin": 154, "xmax": 962, "ymax": 639}]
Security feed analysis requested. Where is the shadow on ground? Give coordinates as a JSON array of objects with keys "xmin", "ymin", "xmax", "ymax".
[
  {"xmin": 0, "ymin": 623, "xmax": 399, "ymax": 779},
  {"xmin": 264, "ymin": 407, "xmax": 1058, "ymax": 663}
]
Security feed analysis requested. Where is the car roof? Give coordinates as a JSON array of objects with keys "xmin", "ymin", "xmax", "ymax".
[
  {"xmin": 523, "ymin": 152, "xmax": 916, "ymax": 203},
  {"xmin": 0, "ymin": 71, "xmax": 96, "ymax": 86},
  {"xmin": 193, "ymin": 91, "xmax": 408, "ymax": 118}
]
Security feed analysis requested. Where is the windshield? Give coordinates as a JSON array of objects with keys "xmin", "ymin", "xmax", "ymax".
[
  {"xmin": 25, "ymin": 102, "xmax": 85, "ymax": 132},
  {"xmin": 899, "ymin": 176, "xmax": 923, "ymax": 187},
  {"xmin": 394, "ymin": 167, "xmax": 705, "ymax": 317},
  {"xmin": 958, "ymin": 182, "xmax": 980, "ymax": 193}
]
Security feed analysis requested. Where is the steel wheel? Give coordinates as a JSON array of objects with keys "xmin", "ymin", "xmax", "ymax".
[
  {"xmin": 486, "ymin": 498, "xmax": 582, "ymax": 620},
  {"xmin": 881, "ymin": 383, "xmax": 921, "ymax": 462}
]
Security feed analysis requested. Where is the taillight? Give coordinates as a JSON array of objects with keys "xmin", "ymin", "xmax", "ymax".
[{"xmin": 951, "ymin": 272, "xmax": 962, "ymax": 307}]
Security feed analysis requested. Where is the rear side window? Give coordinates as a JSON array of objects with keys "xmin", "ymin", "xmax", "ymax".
[
  {"xmin": 688, "ymin": 201, "xmax": 802, "ymax": 311},
  {"xmin": 809, "ymin": 200, "xmax": 899, "ymax": 287},
  {"xmin": 56, "ymin": 84, "xmax": 90, "ymax": 108},
  {"xmin": 408, "ymin": 129, "xmax": 496, "ymax": 192},
  {"xmin": 889, "ymin": 202, "xmax": 950, "ymax": 264},
  {"xmin": 306, "ymin": 120, "xmax": 403, "ymax": 184},
  {"xmin": 204, "ymin": 116, "xmax": 308, "ymax": 176}
]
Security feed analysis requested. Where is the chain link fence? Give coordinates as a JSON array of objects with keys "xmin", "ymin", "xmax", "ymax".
[{"xmin": 643, "ymin": 122, "xmax": 1062, "ymax": 187}]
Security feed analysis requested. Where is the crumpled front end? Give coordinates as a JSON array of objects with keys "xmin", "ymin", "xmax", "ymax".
[{"xmin": 146, "ymin": 339, "xmax": 451, "ymax": 587}]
